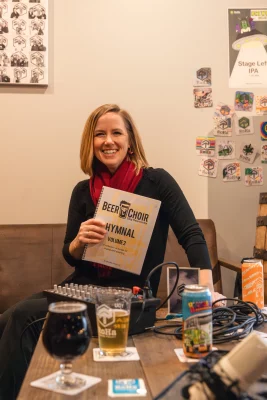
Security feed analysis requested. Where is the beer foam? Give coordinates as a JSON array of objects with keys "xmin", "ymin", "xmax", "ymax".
[{"xmin": 48, "ymin": 302, "xmax": 87, "ymax": 313}]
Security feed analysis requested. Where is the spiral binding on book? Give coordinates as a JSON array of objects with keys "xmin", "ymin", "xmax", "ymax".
[{"xmin": 82, "ymin": 186, "xmax": 105, "ymax": 260}]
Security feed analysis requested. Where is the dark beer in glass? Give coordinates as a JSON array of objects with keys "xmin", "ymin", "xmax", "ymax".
[{"xmin": 42, "ymin": 302, "xmax": 91, "ymax": 389}]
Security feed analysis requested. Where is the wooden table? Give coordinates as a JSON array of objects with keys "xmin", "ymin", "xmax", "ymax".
[{"xmin": 18, "ymin": 311, "xmax": 267, "ymax": 400}]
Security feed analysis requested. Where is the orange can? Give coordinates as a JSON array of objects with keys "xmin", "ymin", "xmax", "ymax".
[{"xmin": 242, "ymin": 259, "xmax": 264, "ymax": 309}]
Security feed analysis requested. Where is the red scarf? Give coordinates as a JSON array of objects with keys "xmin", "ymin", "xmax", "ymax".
[
  {"xmin": 89, "ymin": 159, "xmax": 143, "ymax": 277},
  {"xmin": 90, "ymin": 158, "xmax": 143, "ymax": 206}
]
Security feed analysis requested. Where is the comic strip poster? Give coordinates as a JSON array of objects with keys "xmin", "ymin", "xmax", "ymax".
[
  {"xmin": 0, "ymin": 0, "xmax": 48, "ymax": 85},
  {"xmin": 228, "ymin": 9, "xmax": 267, "ymax": 88}
]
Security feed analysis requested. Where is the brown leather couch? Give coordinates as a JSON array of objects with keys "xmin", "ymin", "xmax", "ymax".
[{"xmin": 0, "ymin": 220, "xmax": 240, "ymax": 313}]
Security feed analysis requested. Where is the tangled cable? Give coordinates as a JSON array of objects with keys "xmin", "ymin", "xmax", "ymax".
[
  {"xmin": 153, "ymin": 298, "xmax": 267, "ymax": 343},
  {"xmin": 211, "ymin": 298, "xmax": 266, "ymax": 343}
]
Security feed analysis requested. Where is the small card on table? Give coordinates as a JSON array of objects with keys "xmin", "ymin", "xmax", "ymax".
[{"xmin": 108, "ymin": 379, "xmax": 147, "ymax": 397}]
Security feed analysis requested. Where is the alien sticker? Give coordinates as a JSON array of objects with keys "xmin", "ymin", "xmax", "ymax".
[{"xmin": 228, "ymin": 9, "xmax": 267, "ymax": 88}]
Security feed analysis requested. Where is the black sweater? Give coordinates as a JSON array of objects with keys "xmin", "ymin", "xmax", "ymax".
[{"xmin": 62, "ymin": 168, "xmax": 211, "ymax": 295}]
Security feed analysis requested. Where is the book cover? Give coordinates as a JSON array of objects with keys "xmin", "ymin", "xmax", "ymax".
[{"xmin": 83, "ymin": 186, "xmax": 161, "ymax": 275}]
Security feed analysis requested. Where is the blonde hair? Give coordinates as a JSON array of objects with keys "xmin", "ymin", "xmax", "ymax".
[{"xmin": 80, "ymin": 104, "xmax": 149, "ymax": 176}]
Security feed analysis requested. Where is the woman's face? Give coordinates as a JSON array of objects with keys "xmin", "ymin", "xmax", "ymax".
[{"xmin": 93, "ymin": 112, "xmax": 129, "ymax": 174}]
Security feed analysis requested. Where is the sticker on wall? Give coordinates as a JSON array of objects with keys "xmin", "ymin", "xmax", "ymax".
[
  {"xmin": 234, "ymin": 115, "xmax": 254, "ymax": 135},
  {"xmin": 196, "ymin": 137, "xmax": 215, "ymax": 156},
  {"xmin": 214, "ymin": 103, "xmax": 235, "ymax": 136},
  {"xmin": 222, "ymin": 162, "xmax": 241, "ymax": 182},
  {"xmin": 256, "ymin": 96, "xmax": 267, "ymax": 115},
  {"xmin": 193, "ymin": 67, "xmax": 212, "ymax": 87},
  {"xmin": 245, "ymin": 167, "xmax": 263, "ymax": 186},
  {"xmin": 217, "ymin": 140, "xmax": 235, "ymax": 160},
  {"xmin": 234, "ymin": 91, "xmax": 254, "ymax": 112},
  {"xmin": 198, "ymin": 157, "xmax": 218, "ymax": 178},
  {"xmin": 193, "ymin": 88, "xmax": 213, "ymax": 108},
  {"xmin": 260, "ymin": 122, "xmax": 267, "ymax": 140},
  {"xmin": 261, "ymin": 143, "xmax": 267, "ymax": 163},
  {"xmin": 238, "ymin": 142, "xmax": 257, "ymax": 164},
  {"xmin": 0, "ymin": 0, "xmax": 48, "ymax": 86}
]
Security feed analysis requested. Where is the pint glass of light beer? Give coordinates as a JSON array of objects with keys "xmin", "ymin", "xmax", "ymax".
[{"xmin": 95, "ymin": 287, "xmax": 132, "ymax": 356}]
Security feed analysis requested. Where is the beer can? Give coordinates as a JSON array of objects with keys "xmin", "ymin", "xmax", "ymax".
[
  {"xmin": 182, "ymin": 285, "xmax": 212, "ymax": 358},
  {"xmin": 241, "ymin": 259, "xmax": 264, "ymax": 309}
]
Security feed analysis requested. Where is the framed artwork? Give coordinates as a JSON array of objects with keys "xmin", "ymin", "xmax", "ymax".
[
  {"xmin": 167, "ymin": 267, "xmax": 200, "ymax": 315},
  {"xmin": 0, "ymin": 0, "xmax": 48, "ymax": 85}
]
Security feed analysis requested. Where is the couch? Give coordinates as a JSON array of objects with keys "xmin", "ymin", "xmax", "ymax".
[{"xmin": 0, "ymin": 220, "xmax": 240, "ymax": 313}]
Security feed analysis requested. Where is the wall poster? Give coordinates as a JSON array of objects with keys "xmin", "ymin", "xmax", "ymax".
[
  {"xmin": 228, "ymin": 9, "xmax": 267, "ymax": 88},
  {"xmin": 0, "ymin": 0, "xmax": 48, "ymax": 85}
]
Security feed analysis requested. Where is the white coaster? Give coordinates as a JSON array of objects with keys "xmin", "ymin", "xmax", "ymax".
[
  {"xmin": 174, "ymin": 347, "xmax": 218, "ymax": 363},
  {"xmin": 93, "ymin": 347, "xmax": 140, "ymax": 362},
  {"xmin": 30, "ymin": 371, "xmax": 101, "ymax": 396}
]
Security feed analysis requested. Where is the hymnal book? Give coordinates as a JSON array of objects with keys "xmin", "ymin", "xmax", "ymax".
[
  {"xmin": 167, "ymin": 267, "xmax": 200, "ymax": 315},
  {"xmin": 82, "ymin": 186, "xmax": 161, "ymax": 275}
]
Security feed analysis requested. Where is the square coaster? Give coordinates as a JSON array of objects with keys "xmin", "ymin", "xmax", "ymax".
[
  {"xmin": 30, "ymin": 371, "xmax": 101, "ymax": 396},
  {"xmin": 174, "ymin": 347, "xmax": 217, "ymax": 363},
  {"xmin": 108, "ymin": 379, "xmax": 147, "ymax": 397},
  {"xmin": 93, "ymin": 347, "xmax": 140, "ymax": 362}
]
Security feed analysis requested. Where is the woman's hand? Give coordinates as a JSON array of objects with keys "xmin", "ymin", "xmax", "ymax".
[
  {"xmin": 211, "ymin": 291, "xmax": 227, "ymax": 308},
  {"xmin": 76, "ymin": 219, "xmax": 107, "ymax": 246},
  {"xmin": 199, "ymin": 270, "xmax": 226, "ymax": 308},
  {"xmin": 69, "ymin": 219, "xmax": 107, "ymax": 258}
]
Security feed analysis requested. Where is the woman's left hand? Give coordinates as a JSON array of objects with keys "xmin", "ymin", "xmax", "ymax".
[{"xmin": 211, "ymin": 292, "xmax": 227, "ymax": 307}]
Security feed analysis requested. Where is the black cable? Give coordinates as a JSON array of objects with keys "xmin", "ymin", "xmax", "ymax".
[
  {"xmin": 153, "ymin": 323, "xmax": 182, "ymax": 336},
  {"xmin": 145, "ymin": 261, "xmax": 179, "ymax": 311},
  {"xmin": 153, "ymin": 298, "xmax": 266, "ymax": 343},
  {"xmin": 20, "ymin": 317, "xmax": 47, "ymax": 367},
  {"xmin": 136, "ymin": 261, "xmax": 179, "ymax": 324}
]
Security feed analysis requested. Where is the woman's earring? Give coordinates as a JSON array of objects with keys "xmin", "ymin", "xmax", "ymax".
[{"xmin": 128, "ymin": 147, "xmax": 134, "ymax": 155}]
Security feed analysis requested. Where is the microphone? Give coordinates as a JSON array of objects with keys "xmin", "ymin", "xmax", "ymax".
[{"xmin": 187, "ymin": 332, "xmax": 267, "ymax": 400}]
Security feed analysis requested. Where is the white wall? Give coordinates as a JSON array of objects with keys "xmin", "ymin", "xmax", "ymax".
[{"xmin": 0, "ymin": 0, "xmax": 266, "ymax": 270}]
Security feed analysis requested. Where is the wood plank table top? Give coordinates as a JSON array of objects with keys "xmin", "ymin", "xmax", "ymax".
[{"xmin": 18, "ymin": 310, "xmax": 267, "ymax": 400}]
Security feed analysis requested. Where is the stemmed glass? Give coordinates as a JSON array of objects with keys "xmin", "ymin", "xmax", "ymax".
[{"xmin": 42, "ymin": 302, "xmax": 91, "ymax": 389}]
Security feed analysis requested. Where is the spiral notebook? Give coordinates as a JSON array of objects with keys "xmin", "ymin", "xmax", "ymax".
[{"xmin": 82, "ymin": 186, "xmax": 161, "ymax": 275}]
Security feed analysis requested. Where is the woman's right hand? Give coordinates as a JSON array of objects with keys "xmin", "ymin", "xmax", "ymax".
[{"xmin": 69, "ymin": 219, "xmax": 107, "ymax": 258}]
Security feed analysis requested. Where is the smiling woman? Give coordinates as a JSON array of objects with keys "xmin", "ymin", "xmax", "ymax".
[{"xmin": 80, "ymin": 104, "xmax": 149, "ymax": 177}]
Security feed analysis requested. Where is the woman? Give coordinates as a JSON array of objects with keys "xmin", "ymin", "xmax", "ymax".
[
  {"xmin": 0, "ymin": 104, "xmax": 225, "ymax": 400},
  {"xmin": 63, "ymin": 103, "xmax": 223, "ymax": 298}
]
